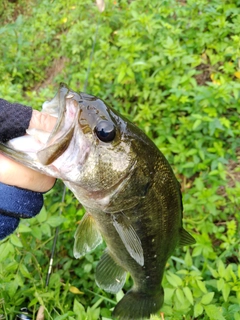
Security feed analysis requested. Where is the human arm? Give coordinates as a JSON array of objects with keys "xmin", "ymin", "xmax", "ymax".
[
  {"xmin": 0, "ymin": 108, "xmax": 56, "ymax": 192},
  {"xmin": 0, "ymin": 99, "xmax": 56, "ymax": 240}
]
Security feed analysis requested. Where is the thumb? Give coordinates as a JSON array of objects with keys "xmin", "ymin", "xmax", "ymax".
[{"xmin": 29, "ymin": 110, "xmax": 57, "ymax": 132}]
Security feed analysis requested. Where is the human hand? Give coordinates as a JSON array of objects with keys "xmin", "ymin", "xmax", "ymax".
[{"xmin": 0, "ymin": 110, "xmax": 57, "ymax": 192}]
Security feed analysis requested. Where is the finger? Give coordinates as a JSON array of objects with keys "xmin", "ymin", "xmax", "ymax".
[
  {"xmin": 29, "ymin": 110, "xmax": 57, "ymax": 132},
  {"xmin": 0, "ymin": 154, "xmax": 56, "ymax": 192}
]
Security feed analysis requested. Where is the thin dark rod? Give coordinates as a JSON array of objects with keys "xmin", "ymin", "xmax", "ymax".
[{"xmin": 45, "ymin": 185, "xmax": 66, "ymax": 287}]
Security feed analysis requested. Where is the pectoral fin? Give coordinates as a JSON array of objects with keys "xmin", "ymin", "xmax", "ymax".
[
  {"xmin": 112, "ymin": 213, "xmax": 144, "ymax": 266},
  {"xmin": 96, "ymin": 250, "xmax": 126, "ymax": 294},
  {"xmin": 179, "ymin": 228, "xmax": 196, "ymax": 246},
  {"xmin": 73, "ymin": 213, "xmax": 102, "ymax": 259}
]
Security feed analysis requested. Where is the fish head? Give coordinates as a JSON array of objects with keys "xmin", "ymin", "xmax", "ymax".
[{"xmin": 0, "ymin": 84, "xmax": 137, "ymax": 197}]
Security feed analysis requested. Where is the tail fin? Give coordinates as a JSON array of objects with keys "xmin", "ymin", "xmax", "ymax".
[{"xmin": 112, "ymin": 288, "xmax": 164, "ymax": 320}]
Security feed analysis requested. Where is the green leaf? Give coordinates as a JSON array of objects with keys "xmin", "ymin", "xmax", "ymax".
[
  {"xmin": 194, "ymin": 303, "xmax": 203, "ymax": 318},
  {"xmin": 0, "ymin": 242, "xmax": 15, "ymax": 261},
  {"xmin": 31, "ymin": 226, "xmax": 42, "ymax": 240},
  {"xmin": 164, "ymin": 288, "xmax": 175, "ymax": 303},
  {"xmin": 37, "ymin": 206, "xmax": 48, "ymax": 222},
  {"xmin": 116, "ymin": 290, "xmax": 124, "ymax": 302},
  {"xmin": 54, "ymin": 313, "xmax": 76, "ymax": 320},
  {"xmin": 117, "ymin": 69, "xmax": 126, "ymax": 83},
  {"xmin": 197, "ymin": 280, "xmax": 208, "ymax": 293},
  {"xmin": 234, "ymin": 313, "xmax": 240, "ymax": 320},
  {"xmin": 47, "ymin": 215, "xmax": 65, "ymax": 227},
  {"xmin": 204, "ymin": 304, "xmax": 225, "ymax": 320},
  {"xmin": 183, "ymin": 287, "xmax": 194, "ymax": 305},
  {"xmin": 84, "ymin": 263, "xmax": 92, "ymax": 273},
  {"xmin": 10, "ymin": 234, "xmax": 23, "ymax": 248},
  {"xmin": 73, "ymin": 299, "xmax": 86, "ymax": 318},
  {"xmin": 175, "ymin": 288, "xmax": 185, "ymax": 305},
  {"xmin": 15, "ymin": 273, "xmax": 24, "ymax": 287},
  {"xmin": 209, "ymin": 266, "xmax": 219, "ymax": 278},
  {"xmin": 18, "ymin": 223, "xmax": 31, "ymax": 233},
  {"xmin": 87, "ymin": 306, "xmax": 100, "ymax": 320},
  {"xmin": 184, "ymin": 249, "xmax": 193, "ymax": 267},
  {"xmin": 5, "ymin": 261, "xmax": 18, "ymax": 272},
  {"xmin": 40, "ymin": 223, "xmax": 51, "ymax": 236},
  {"xmin": 192, "ymin": 119, "xmax": 202, "ymax": 130},
  {"xmin": 166, "ymin": 271, "xmax": 183, "ymax": 287},
  {"xmin": 19, "ymin": 264, "xmax": 31, "ymax": 279},
  {"xmin": 217, "ymin": 260, "xmax": 226, "ymax": 278},
  {"xmin": 217, "ymin": 278, "xmax": 225, "ymax": 291},
  {"xmin": 222, "ymin": 282, "xmax": 231, "ymax": 302},
  {"xmin": 5, "ymin": 278, "xmax": 18, "ymax": 298},
  {"xmin": 201, "ymin": 292, "xmax": 214, "ymax": 305},
  {"xmin": 225, "ymin": 264, "xmax": 234, "ymax": 282}
]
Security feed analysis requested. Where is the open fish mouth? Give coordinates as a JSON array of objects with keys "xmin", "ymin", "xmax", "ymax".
[{"xmin": 0, "ymin": 83, "xmax": 82, "ymax": 177}]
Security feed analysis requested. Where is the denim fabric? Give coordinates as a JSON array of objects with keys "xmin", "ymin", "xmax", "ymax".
[{"xmin": 0, "ymin": 182, "xmax": 43, "ymax": 240}]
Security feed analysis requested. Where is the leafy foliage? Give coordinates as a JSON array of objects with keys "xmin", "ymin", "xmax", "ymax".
[{"xmin": 0, "ymin": 0, "xmax": 239, "ymax": 319}]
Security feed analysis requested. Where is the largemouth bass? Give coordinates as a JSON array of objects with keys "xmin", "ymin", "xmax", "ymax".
[{"xmin": 0, "ymin": 84, "xmax": 195, "ymax": 320}]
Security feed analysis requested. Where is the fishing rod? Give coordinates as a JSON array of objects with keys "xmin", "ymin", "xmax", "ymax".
[{"xmin": 15, "ymin": 2, "xmax": 104, "ymax": 320}]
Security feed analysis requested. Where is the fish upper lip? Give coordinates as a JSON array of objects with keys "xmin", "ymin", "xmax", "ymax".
[
  {"xmin": 43, "ymin": 85, "xmax": 80, "ymax": 146},
  {"xmin": 37, "ymin": 95, "xmax": 81, "ymax": 165},
  {"xmin": 0, "ymin": 84, "xmax": 82, "ymax": 175}
]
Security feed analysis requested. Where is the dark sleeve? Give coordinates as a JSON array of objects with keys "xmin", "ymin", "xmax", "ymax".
[{"xmin": 0, "ymin": 98, "xmax": 33, "ymax": 142}]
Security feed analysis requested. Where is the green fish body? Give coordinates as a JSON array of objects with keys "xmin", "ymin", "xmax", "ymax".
[{"xmin": 0, "ymin": 84, "xmax": 195, "ymax": 319}]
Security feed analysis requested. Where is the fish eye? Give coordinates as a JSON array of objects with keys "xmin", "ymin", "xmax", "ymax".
[{"xmin": 94, "ymin": 120, "xmax": 116, "ymax": 142}]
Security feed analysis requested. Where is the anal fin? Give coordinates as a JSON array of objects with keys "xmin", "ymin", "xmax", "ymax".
[
  {"xmin": 179, "ymin": 228, "xmax": 196, "ymax": 246},
  {"xmin": 96, "ymin": 250, "xmax": 126, "ymax": 294},
  {"xmin": 73, "ymin": 213, "xmax": 102, "ymax": 259}
]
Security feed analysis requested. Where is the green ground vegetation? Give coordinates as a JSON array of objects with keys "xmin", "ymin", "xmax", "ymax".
[{"xmin": 0, "ymin": 0, "xmax": 239, "ymax": 319}]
